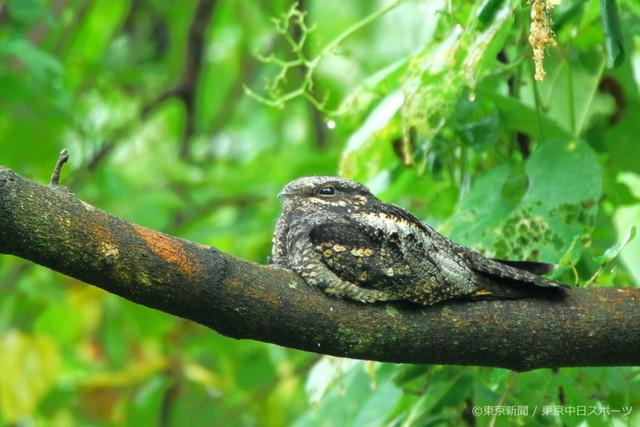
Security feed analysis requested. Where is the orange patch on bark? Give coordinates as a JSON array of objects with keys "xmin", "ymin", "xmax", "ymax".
[{"xmin": 132, "ymin": 224, "xmax": 196, "ymax": 275}]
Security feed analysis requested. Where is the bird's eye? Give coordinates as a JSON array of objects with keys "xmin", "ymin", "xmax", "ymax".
[{"xmin": 317, "ymin": 185, "xmax": 336, "ymax": 197}]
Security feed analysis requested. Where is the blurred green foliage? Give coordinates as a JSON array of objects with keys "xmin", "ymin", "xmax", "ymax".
[{"xmin": 1, "ymin": 0, "xmax": 640, "ymax": 425}]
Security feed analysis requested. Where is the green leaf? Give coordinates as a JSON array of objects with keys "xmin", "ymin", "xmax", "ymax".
[
  {"xmin": 337, "ymin": 57, "xmax": 410, "ymax": 117},
  {"xmin": 0, "ymin": 39, "xmax": 63, "ymax": 79},
  {"xmin": 402, "ymin": 0, "xmax": 519, "ymax": 170},
  {"xmin": 524, "ymin": 140, "xmax": 602, "ymax": 207},
  {"xmin": 447, "ymin": 164, "xmax": 515, "ymax": 248},
  {"xmin": 557, "ymin": 235, "xmax": 582, "ymax": 267},
  {"xmin": 519, "ymin": 140, "xmax": 602, "ymax": 260},
  {"xmin": 305, "ymin": 357, "xmax": 360, "ymax": 404},
  {"xmin": 350, "ymin": 380, "xmax": 403, "ymax": 427},
  {"xmin": 517, "ymin": 50, "xmax": 608, "ymax": 136},
  {"xmin": 484, "ymin": 91, "xmax": 576, "ymax": 140},
  {"xmin": 593, "ymin": 225, "xmax": 636, "ymax": 265},
  {"xmin": 478, "ymin": 0, "xmax": 507, "ymax": 27},
  {"xmin": 340, "ymin": 90, "xmax": 404, "ymax": 181},
  {"xmin": 399, "ymin": 367, "xmax": 471, "ymax": 426},
  {"xmin": 601, "ymin": 0, "xmax": 625, "ymax": 68},
  {"xmin": 450, "ymin": 140, "xmax": 602, "ymax": 261}
]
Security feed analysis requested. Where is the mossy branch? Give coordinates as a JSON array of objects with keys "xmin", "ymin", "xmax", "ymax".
[{"xmin": 1, "ymin": 165, "xmax": 639, "ymax": 372}]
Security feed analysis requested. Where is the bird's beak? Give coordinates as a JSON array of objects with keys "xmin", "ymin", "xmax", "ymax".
[{"xmin": 278, "ymin": 190, "xmax": 292, "ymax": 198}]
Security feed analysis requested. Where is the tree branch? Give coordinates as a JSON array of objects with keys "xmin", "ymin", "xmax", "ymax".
[
  {"xmin": 1, "ymin": 165, "xmax": 639, "ymax": 372},
  {"xmin": 141, "ymin": 0, "xmax": 219, "ymax": 160}
]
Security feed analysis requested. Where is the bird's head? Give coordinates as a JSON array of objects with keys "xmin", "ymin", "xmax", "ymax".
[{"xmin": 278, "ymin": 176, "xmax": 375, "ymax": 212}]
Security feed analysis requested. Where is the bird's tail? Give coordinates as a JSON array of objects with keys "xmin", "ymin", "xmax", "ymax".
[
  {"xmin": 468, "ymin": 275, "xmax": 566, "ymax": 301},
  {"xmin": 490, "ymin": 258, "xmax": 556, "ymax": 276}
]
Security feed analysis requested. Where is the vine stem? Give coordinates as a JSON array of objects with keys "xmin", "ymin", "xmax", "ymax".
[
  {"xmin": 313, "ymin": 0, "xmax": 403, "ymax": 66},
  {"xmin": 245, "ymin": 0, "xmax": 404, "ymax": 111}
]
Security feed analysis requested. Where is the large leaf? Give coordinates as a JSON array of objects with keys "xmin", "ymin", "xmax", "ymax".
[
  {"xmin": 485, "ymin": 91, "xmax": 577, "ymax": 141},
  {"xmin": 449, "ymin": 140, "xmax": 602, "ymax": 261},
  {"xmin": 519, "ymin": 51, "xmax": 607, "ymax": 136}
]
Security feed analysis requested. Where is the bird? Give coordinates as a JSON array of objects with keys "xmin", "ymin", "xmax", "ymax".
[{"xmin": 270, "ymin": 175, "xmax": 570, "ymax": 305}]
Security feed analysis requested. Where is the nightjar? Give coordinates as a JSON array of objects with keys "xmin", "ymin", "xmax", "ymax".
[{"xmin": 270, "ymin": 175, "xmax": 570, "ymax": 305}]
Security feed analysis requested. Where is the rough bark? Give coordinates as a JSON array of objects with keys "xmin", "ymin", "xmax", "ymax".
[{"xmin": 1, "ymin": 165, "xmax": 639, "ymax": 372}]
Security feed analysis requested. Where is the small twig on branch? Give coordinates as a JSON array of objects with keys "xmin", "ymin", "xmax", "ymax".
[{"xmin": 49, "ymin": 148, "xmax": 69, "ymax": 186}]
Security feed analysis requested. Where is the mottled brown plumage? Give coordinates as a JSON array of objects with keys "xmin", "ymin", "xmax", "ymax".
[{"xmin": 270, "ymin": 175, "xmax": 570, "ymax": 305}]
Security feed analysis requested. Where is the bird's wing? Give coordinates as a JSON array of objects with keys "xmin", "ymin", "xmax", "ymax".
[
  {"xmin": 308, "ymin": 211, "xmax": 474, "ymax": 304},
  {"xmin": 378, "ymin": 202, "xmax": 572, "ymax": 294},
  {"xmin": 308, "ymin": 218, "xmax": 411, "ymax": 290}
]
